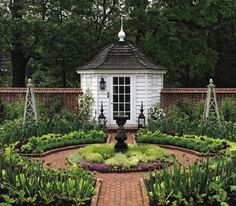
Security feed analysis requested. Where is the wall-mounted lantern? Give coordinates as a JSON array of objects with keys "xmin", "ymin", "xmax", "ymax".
[
  {"xmin": 99, "ymin": 77, "xmax": 106, "ymax": 90},
  {"xmin": 138, "ymin": 102, "xmax": 145, "ymax": 128},
  {"xmin": 98, "ymin": 102, "xmax": 106, "ymax": 127}
]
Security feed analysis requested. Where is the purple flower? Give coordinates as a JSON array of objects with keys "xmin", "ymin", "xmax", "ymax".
[
  {"xmin": 80, "ymin": 160, "xmax": 90, "ymax": 168},
  {"xmin": 138, "ymin": 161, "xmax": 164, "ymax": 171},
  {"xmin": 137, "ymin": 163, "xmax": 155, "ymax": 171},
  {"xmin": 90, "ymin": 163, "xmax": 112, "ymax": 172}
]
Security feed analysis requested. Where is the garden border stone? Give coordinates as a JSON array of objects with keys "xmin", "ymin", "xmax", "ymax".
[
  {"xmin": 140, "ymin": 178, "xmax": 150, "ymax": 206},
  {"xmin": 91, "ymin": 178, "xmax": 102, "ymax": 206}
]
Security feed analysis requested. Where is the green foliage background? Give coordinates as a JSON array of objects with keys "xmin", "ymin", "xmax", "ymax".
[{"xmin": 0, "ymin": 0, "xmax": 235, "ymax": 87}]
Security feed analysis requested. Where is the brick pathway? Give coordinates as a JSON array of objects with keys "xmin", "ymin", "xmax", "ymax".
[
  {"xmin": 95, "ymin": 172, "xmax": 148, "ymax": 206},
  {"xmin": 39, "ymin": 133, "xmax": 200, "ymax": 206}
]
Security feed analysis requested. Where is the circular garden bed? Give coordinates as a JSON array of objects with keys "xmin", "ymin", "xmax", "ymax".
[{"xmin": 67, "ymin": 144, "xmax": 174, "ymax": 172}]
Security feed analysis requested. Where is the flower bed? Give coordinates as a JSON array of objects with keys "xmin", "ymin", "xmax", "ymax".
[
  {"xmin": 0, "ymin": 147, "xmax": 96, "ymax": 206},
  {"xmin": 146, "ymin": 155, "xmax": 236, "ymax": 206},
  {"xmin": 15, "ymin": 130, "xmax": 105, "ymax": 154},
  {"xmin": 68, "ymin": 144, "xmax": 174, "ymax": 172},
  {"xmin": 137, "ymin": 130, "xmax": 234, "ymax": 153}
]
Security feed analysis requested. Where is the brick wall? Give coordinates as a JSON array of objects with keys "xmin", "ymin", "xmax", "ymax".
[
  {"xmin": 161, "ymin": 88, "xmax": 236, "ymax": 110},
  {"xmin": 2, "ymin": 87, "xmax": 236, "ymax": 115},
  {"xmin": 0, "ymin": 88, "xmax": 83, "ymax": 115}
]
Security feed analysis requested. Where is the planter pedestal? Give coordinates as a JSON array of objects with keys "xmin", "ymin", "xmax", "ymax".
[{"xmin": 114, "ymin": 116, "xmax": 129, "ymax": 152}]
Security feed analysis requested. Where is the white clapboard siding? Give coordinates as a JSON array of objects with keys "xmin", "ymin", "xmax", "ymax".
[
  {"xmin": 81, "ymin": 71, "xmax": 164, "ymax": 126},
  {"xmin": 135, "ymin": 74, "xmax": 147, "ymax": 123}
]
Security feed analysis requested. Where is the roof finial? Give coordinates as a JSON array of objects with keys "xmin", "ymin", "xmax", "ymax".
[{"xmin": 118, "ymin": 15, "xmax": 125, "ymax": 42}]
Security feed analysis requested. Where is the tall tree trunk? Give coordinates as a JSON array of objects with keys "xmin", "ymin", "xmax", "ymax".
[
  {"xmin": 62, "ymin": 58, "xmax": 67, "ymax": 87},
  {"xmin": 9, "ymin": 0, "xmax": 29, "ymax": 87},
  {"xmin": 11, "ymin": 45, "xmax": 28, "ymax": 87}
]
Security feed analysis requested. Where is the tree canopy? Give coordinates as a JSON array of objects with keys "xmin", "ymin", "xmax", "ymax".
[{"xmin": 0, "ymin": 0, "xmax": 235, "ymax": 87}]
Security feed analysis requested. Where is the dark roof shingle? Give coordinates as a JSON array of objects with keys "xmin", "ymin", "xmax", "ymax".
[{"xmin": 78, "ymin": 41, "xmax": 166, "ymax": 71}]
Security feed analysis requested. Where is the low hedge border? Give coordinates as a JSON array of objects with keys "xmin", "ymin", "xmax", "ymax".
[
  {"xmin": 157, "ymin": 144, "xmax": 219, "ymax": 157},
  {"xmin": 19, "ymin": 144, "xmax": 88, "ymax": 157}
]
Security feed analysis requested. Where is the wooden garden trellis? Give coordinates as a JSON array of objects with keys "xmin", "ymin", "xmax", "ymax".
[
  {"xmin": 23, "ymin": 79, "xmax": 38, "ymax": 126},
  {"xmin": 203, "ymin": 79, "xmax": 220, "ymax": 121}
]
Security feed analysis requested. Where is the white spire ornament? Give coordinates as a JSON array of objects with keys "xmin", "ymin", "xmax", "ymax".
[{"xmin": 118, "ymin": 16, "xmax": 125, "ymax": 41}]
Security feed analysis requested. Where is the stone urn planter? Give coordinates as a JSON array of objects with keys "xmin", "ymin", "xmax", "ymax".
[{"xmin": 114, "ymin": 115, "xmax": 129, "ymax": 152}]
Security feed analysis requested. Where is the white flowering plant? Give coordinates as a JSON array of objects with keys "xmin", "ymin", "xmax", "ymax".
[
  {"xmin": 78, "ymin": 89, "xmax": 94, "ymax": 121},
  {"xmin": 148, "ymin": 103, "xmax": 166, "ymax": 122}
]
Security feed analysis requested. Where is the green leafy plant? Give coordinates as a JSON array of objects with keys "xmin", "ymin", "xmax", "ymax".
[
  {"xmin": 146, "ymin": 155, "xmax": 236, "ymax": 205},
  {"xmin": 0, "ymin": 148, "xmax": 96, "ymax": 205},
  {"xmin": 0, "ymin": 100, "xmax": 99, "ymax": 147},
  {"xmin": 147, "ymin": 100, "xmax": 236, "ymax": 141},
  {"xmin": 220, "ymin": 98, "xmax": 236, "ymax": 122}
]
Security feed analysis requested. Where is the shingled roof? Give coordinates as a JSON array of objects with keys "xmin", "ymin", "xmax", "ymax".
[{"xmin": 78, "ymin": 41, "xmax": 166, "ymax": 71}]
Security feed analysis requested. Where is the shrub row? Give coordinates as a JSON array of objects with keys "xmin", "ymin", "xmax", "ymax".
[
  {"xmin": 148, "ymin": 99, "xmax": 236, "ymax": 141},
  {"xmin": 137, "ymin": 130, "xmax": 231, "ymax": 153},
  {"xmin": 18, "ymin": 130, "xmax": 105, "ymax": 153},
  {"xmin": 0, "ymin": 101, "xmax": 101, "ymax": 147}
]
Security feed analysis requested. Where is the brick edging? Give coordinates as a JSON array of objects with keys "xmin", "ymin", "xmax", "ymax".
[
  {"xmin": 140, "ymin": 178, "xmax": 150, "ymax": 206},
  {"xmin": 91, "ymin": 178, "xmax": 102, "ymax": 206}
]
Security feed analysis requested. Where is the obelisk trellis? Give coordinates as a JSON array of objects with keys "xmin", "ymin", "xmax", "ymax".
[
  {"xmin": 203, "ymin": 79, "xmax": 220, "ymax": 121},
  {"xmin": 23, "ymin": 79, "xmax": 38, "ymax": 126}
]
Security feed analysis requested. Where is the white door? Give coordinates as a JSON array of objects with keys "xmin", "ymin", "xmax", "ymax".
[{"xmin": 109, "ymin": 76, "xmax": 134, "ymax": 125}]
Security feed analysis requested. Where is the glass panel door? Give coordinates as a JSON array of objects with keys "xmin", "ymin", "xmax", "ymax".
[{"xmin": 113, "ymin": 77, "xmax": 131, "ymax": 120}]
